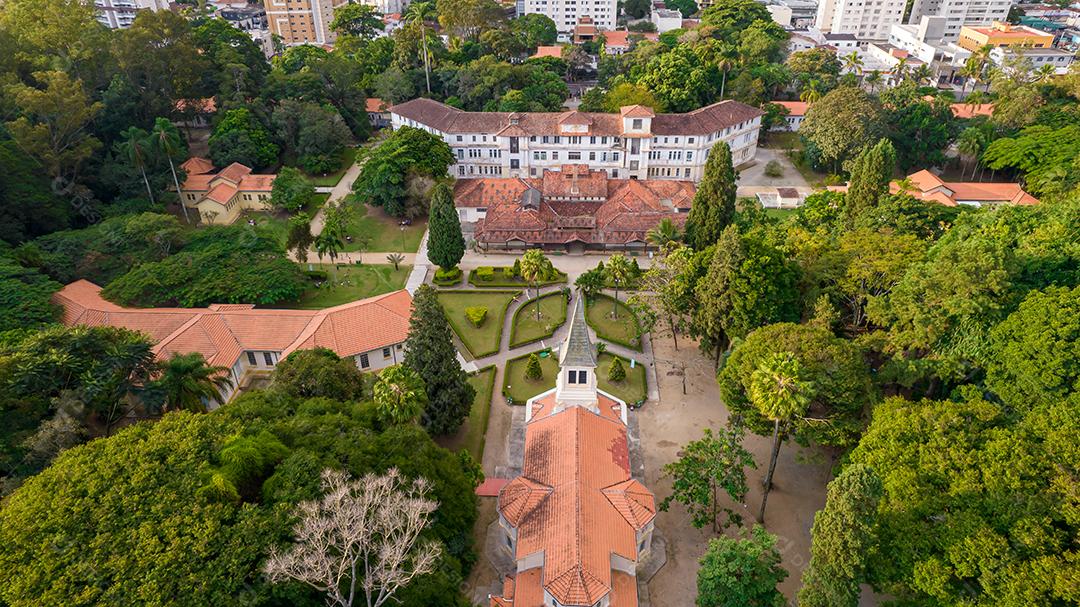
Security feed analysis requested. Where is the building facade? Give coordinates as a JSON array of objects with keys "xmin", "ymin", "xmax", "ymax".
[
  {"xmin": 815, "ymin": 0, "xmax": 905, "ymax": 40},
  {"xmin": 520, "ymin": 0, "xmax": 618, "ymax": 34},
  {"xmin": 990, "ymin": 45, "xmax": 1075, "ymax": 75},
  {"xmin": 390, "ymin": 98, "xmax": 764, "ymax": 182},
  {"xmin": 94, "ymin": 0, "xmax": 169, "ymax": 29},
  {"xmin": 909, "ymin": 0, "xmax": 1013, "ymax": 41},
  {"xmin": 831, "ymin": 169, "xmax": 1040, "ymax": 207},
  {"xmin": 887, "ymin": 17, "xmax": 971, "ymax": 72},
  {"xmin": 491, "ymin": 295, "xmax": 656, "ymax": 607},
  {"xmin": 958, "ymin": 21, "xmax": 1055, "ymax": 50},
  {"xmin": 263, "ymin": 0, "xmax": 347, "ymax": 45},
  {"xmin": 53, "ymin": 282, "xmax": 413, "ymax": 405}
]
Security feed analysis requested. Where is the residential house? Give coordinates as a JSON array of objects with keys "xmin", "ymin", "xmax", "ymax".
[
  {"xmin": 530, "ymin": 45, "xmax": 565, "ymax": 59},
  {"xmin": 772, "ymin": 100, "xmax": 808, "ymax": 131},
  {"xmin": 651, "ymin": 7, "xmax": 683, "ymax": 32},
  {"xmin": 366, "ymin": 98, "xmax": 392, "ymax": 128},
  {"xmin": 490, "ymin": 295, "xmax": 656, "ymax": 607},
  {"xmin": 52, "ymin": 281, "xmax": 413, "ymax": 405},
  {"xmin": 831, "ymin": 169, "xmax": 1040, "ymax": 207},
  {"xmin": 572, "ymin": 15, "xmax": 601, "ymax": 42},
  {"xmin": 603, "ymin": 29, "xmax": 659, "ymax": 54},
  {"xmin": 990, "ymin": 45, "xmax": 1075, "ymax": 75},
  {"xmin": 174, "ymin": 98, "xmax": 217, "ymax": 129},
  {"xmin": 180, "ymin": 158, "xmax": 277, "ymax": 225},
  {"xmin": 391, "ymin": 97, "xmax": 764, "ymax": 182},
  {"xmin": 453, "ymin": 165, "xmax": 695, "ymax": 252}
]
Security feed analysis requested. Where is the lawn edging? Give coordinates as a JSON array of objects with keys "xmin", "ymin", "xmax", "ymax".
[
  {"xmin": 438, "ymin": 289, "xmax": 520, "ymax": 359},
  {"xmin": 468, "ymin": 266, "xmax": 568, "ymax": 288},
  {"xmin": 463, "ymin": 365, "xmax": 495, "ymax": 458},
  {"xmin": 585, "ymin": 293, "xmax": 644, "ymax": 352},
  {"xmin": 509, "ymin": 291, "xmax": 568, "ymax": 349}
]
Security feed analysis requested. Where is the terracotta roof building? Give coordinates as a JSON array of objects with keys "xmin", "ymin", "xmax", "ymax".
[
  {"xmin": 772, "ymin": 100, "xmax": 809, "ymax": 131},
  {"xmin": 52, "ymin": 280, "xmax": 412, "ymax": 405},
  {"xmin": 602, "ymin": 29, "xmax": 659, "ymax": 54},
  {"xmin": 179, "ymin": 159, "xmax": 277, "ymax": 225},
  {"xmin": 491, "ymin": 295, "xmax": 656, "ymax": 607},
  {"xmin": 366, "ymin": 97, "xmax": 391, "ymax": 128},
  {"xmin": 830, "ymin": 169, "xmax": 1040, "ymax": 207},
  {"xmin": 454, "ymin": 165, "xmax": 695, "ymax": 252},
  {"xmin": 391, "ymin": 97, "xmax": 764, "ymax": 182}
]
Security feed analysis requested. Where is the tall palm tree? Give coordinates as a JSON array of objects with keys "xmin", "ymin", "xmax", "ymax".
[
  {"xmin": 606, "ymin": 253, "xmax": 633, "ymax": 320},
  {"xmin": 799, "ymin": 79, "xmax": 823, "ymax": 104},
  {"xmin": 913, "ymin": 63, "xmax": 933, "ymax": 86},
  {"xmin": 151, "ymin": 118, "xmax": 190, "ymax": 224},
  {"xmin": 865, "ymin": 70, "xmax": 882, "ymax": 93},
  {"xmin": 519, "ymin": 249, "xmax": 551, "ymax": 322},
  {"xmin": 405, "ymin": 1, "xmax": 434, "ymax": 94},
  {"xmin": 842, "ymin": 51, "xmax": 864, "ymax": 82},
  {"xmin": 154, "ymin": 352, "xmax": 233, "ymax": 413},
  {"xmin": 893, "ymin": 56, "xmax": 910, "ymax": 84},
  {"xmin": 315, "ymin": 229, "xmax": 344, "ymax": 282},
  {"xmin": 647, "ymin": 218, "xmax": 681, "ymax": 247},
  {"xmin": 717, "ymin": 43, "xmax": 738, "ymax": 100},
  {"xmin": 1033, "ymin": 63, "xmax": 1056, "ymax": 84},
  {"xmin": 115, "ymin": 127, "xmax": 155, "ymax": 204},
  {"xmin": 749, "ymin": 351, "xmax": 814, "ymax": 523},
  {"xmin": 957, "ymin": 127, "xmax": 984, "ymax": 180}
]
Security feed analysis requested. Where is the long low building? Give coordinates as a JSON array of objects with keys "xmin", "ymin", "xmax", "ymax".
[
  {"xmin": 830, "ymin": 169, "xmax": 1039, "ymax": 207},
  {"xmin": 391, "ymin": 98, "xmax": 764, "ymax": 183},
  {"xmin": 454, "ymin": 165, "xmax": 695, "ymax": 252},
  {"xmin": 52, "ymin": 280, "xmax": 412, "ymax": 404}
]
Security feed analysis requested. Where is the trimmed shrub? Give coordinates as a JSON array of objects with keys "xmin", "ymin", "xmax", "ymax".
[
  {"xmin": 764, "ymin": 159, "xmax": 785, "ymax": 177},
  {"xmin": 608, "ymin": 357, "xmax": 626, "ymax": 382},
  {"xmin": 475, "ymin": 266, "xmax": 495, "ymax": 281},
  {"xmin": 525, "ymin": 353, "xmax": 543, "ymax": 380},
  {"xmin": 465, "ymin": 306, "xmax": 488, "ymax": 327},
  {"xmin": 510, "ymin": 259, "xmax": 521, "ymax": 278},
  {"xmin": 434, "ymin": 266, "xmax": 462, "ymax": 285}
]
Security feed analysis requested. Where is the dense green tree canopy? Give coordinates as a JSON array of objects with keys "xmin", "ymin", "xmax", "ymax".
[
  {"xmin": 685, "ymin": 142, "xmax": 737, "ymax": 249},
  {"xmin": 696, "ymin": 526, "xmax": 788, "ymax": 607},
  {"xmin": 427, "ymin": 183, "xmax": 466, "ymax": 270},
  {"xmin": 352, "ymin": 126, "xmax": 453, "ymax": 217},
  {"xmin": 800, "ymin": 87, "xmax": 884, "ymax": 172},
  {"xmin": 0, "ymin": 257, "xmax": 59, "ymax": 333},
  {"xmin": 209, "ymin": 108, "xmax": 280, "ymax": 169},
  {"xmin": 271, "ymin": 348, "xmax": 366, "ymax": 402},
  {"xmin": 404, "ymin": 285, "xmax": 475, "ymax": 435}
]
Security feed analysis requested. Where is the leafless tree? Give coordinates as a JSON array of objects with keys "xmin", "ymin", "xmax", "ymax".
[{"xmin": 264, "ymin": 468, "xmax": 442, "ymax": 607}]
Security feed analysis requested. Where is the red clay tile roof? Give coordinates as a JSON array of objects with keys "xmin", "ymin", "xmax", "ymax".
[
  {"xmin": 217, "ymin": 162, "xmax": 253, "ymax": 184},
  {"xmin": 51, "ymin": 280, "xmax": 411, "ymax": 368},
  {"xmin": 830, "ymin": 170, "xmax": 1039, "ymax": 207},
  {"xmin": 181, "ymin": 156, "xmax": 215, "ymax": 175},
  {"xmin": 174, "ymin": 97, "xmax": 216, "ymax": 113},
  {"xmin": 531, "ymin": 45, "xmax": 564, "ymax": 58},
  {"xmin": 774, "ymin": 100, "xmax": 809, "ymax": 116},
  {"xmin": 365, "ymin": 98, "xmax": 388, "ymax": 113},
  {"xmin": 206, "ymin": 182, "xmax": 239, "ymax": 204},
  {"xmin": 392, "ymin": 98, "xmax": 761, "ymax": 136},
  {"xmin": 182, "ymin": 173, "xmax": 214, "ymax": 191},
  {"xmin": 458, "ymin": 169, "xmax": 695, "ymax": 246},
  {"xmin": 497, "ymin": 400, "xmax": 655, "ymax": 606}
]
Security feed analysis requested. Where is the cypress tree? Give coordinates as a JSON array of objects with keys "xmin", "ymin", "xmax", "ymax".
[
  {"xmin": 428, "ymin": 183, "xmax": 466, "ymax": 270},
  {"xmin": 404, "ymin": 284, "xmax": 475, "ymax": 434},
  {"xmin": 684, "ymin": 141, "xmax": 737, "ymax": 250},
  {"xmin": 525, "ymin": 353, "xmax": 543, "ymax": 380},
  {"xmin": 608, "ymin": 357, "xmax": 626, "ymax": 382},
  {"xmin": 845, "ymin": 138, "xmax": 895, "ymax": 226}
]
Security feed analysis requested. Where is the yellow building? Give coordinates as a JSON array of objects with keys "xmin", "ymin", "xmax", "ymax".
[
  {"xmin": 180, "ymin": 158, "xmax": 276, "ymax": 225},
  {"xmin": 958, "ymin": 21, "xmax": 1054, "ymax": 51}
]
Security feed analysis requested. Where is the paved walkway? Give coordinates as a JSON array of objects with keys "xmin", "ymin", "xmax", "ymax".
[{"xmin": 309, "ymin": 161, "xmax": 364, "ymax": 236}]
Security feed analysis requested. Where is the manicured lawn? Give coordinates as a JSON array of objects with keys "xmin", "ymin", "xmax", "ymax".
[
  {"xmin": 302, "ymin": 147, "xmax": 359, "ymax": 187},
  {"xmin": 435, "ymin": 365, "xmax": 496, "ymax": 460},
  {"xmin": 586, "ymin": 294, "xmax": 643, "ymax": 351},
  {"xmin": 339, "ymin": 198, "xmax": 427, "ymax": 253},
  {"xmin": 502, "ymin": 350, "xmax": 559, "ymax": 405},
  {"xmin": 761, "ymin": 131, "xmax": 801, "ymax": 150},
  {"xmin": 437, "ymin": 290, "xmax": 520, "ymax": 359},
  {"xmin": 597, "ymin": 353, "xmax": 647, "ymax": 405},
  {"xmin": 764, "ymin": 208, "xmax": 798, "ymax": 221},
  {"xmin": 510, "ymin": 292, "xmax": 567, "ymax": 348},
  {"xmin": 245, "ymin": 193, "xmax": 330, "ymax": 248},
  {"xmin": 285, "ymin": 263, "xmax": 410, "ymax": 309},
  {"xmin": 469, "ymin": 266, "xmax": 568, "ymax": 288}
]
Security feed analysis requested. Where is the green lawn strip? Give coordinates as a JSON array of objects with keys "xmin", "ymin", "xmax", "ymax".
[
  {"xmin": 509, "ymin": 291, "xmax": 568, "ymax": 349},
  {"xmin": 597, "ymin": 352, "xmax": 647, "ymax": 406},
  {"xmin": 435, "ymin": 365, "xmax": 496, "ymax": 460},
  {"xmin": 437, "ymin": 290, "xmax": 520, "ymax": 359},
  {"xmin": 244, "ymin": 193, "xmax": 330, "ymax": 249},
  {"xmin": 760, "ymin": 131, "xmax": 801, "ymax": 150},
  {"xmin": 502, "ymin": 349, "xmax": 559, "ymax": 405},
  {"xmin": 339, "ymin": 199, "xmax": 426, "ymax": 253},
  {"xmin": 468, "ymin": 267, "xmax": 568, "ymax": 288},
  {"xmin": 585, "ymin": 294, "xmax": 643, "ymax": 351},
  {"xmin": 302, "ymin": 147, "xmax": 359, "ymax": 187},
  {"xmin": 764, "ymin": 208, "xmax": 798, "ymax": 222},
  {"xmin": 284, "ymin": 263, "xmax": 410, "ymax": 309}
]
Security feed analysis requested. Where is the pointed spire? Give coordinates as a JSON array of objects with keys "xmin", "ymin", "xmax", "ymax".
[{"xmin": 560, "ymin": 292, "xmax": 597, "ymax": 367}]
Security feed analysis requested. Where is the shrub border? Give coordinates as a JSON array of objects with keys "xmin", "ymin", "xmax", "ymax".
[
  {"xmin": 468, "ymin": 266, "xmax": 568, "ymax": 288},
  {"xmin": 509, "ymin": 291, "xmax": 569, "ymax": 349},
  {"xmin": 585, "ymin": 293, "xmax": 644, "ymax": 352},
  {"xmin": 432, "ymin": 267, "xmax": 463, "ymax": 287},
  {"xmin": 462, "ymin": 364, "xmax": 497, "ymax": 458},
  {"xmin": 501, "ymin": 348, "xmax": 555, "ymax": 406},
  {"xmin": 437, "ymin": 289, "xmax": 520, "ymax": 359}
]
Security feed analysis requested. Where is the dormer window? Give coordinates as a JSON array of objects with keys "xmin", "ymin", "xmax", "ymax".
[
  {"xmin": 632, "ymin": 119, "xmax": 642, "ymax": 129},
  {"xmin": 568, "ymin": 370, "xmax": 587, "ymax": 384}
]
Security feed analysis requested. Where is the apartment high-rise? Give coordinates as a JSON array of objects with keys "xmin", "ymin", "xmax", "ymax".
[
  {"xmin": 94, "ymin": 0, "xmax": 169, "ymax": 29},
  {"xmin": 907, "ymin": 0, "xmax": 1011, "ymax": 41},
  {"xmin": 264, "ymin": 0, "xmax": 347, "ymax": 45},
  {"xmin": 815, "ymin": 0, "xmax": 906, "ymax": 40},
  {"xmin": 520, "ymin": 0, "xmax": 617, "ymax": 35}
]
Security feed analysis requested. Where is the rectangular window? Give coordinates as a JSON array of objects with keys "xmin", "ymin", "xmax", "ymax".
[
  {"xmin": 359, "ymin": 353, "xmax": 370, "ymax": 369},
  {"xmin": 511, "ymin": 158, "xmax": 520, "ymax": 169},
  {"xmin": 247, "ymin": 352, "xmax": 257, "ymax": 365},
  {"xmin": 568, "ymin": 151, "xmax": 581, "ymax": 160},
  {"xmin": 263, "ymin": 352, "xmax": 274, "ymax": 366},
  {"xmin": 568, "ymin": 370, "xmax": 578, "ymax": 384},
  {"xmin": 383, "ymin": 347, "xmax": 391, "ymax": 359}
]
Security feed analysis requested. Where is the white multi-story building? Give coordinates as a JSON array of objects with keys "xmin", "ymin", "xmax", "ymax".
[
  {"xmin": 990, "ymin": 46, "xmax": 1076, "ymax": 75},
  {"xmin": 520, "ymin": 0, "xmax": 617, "ymax": 34},
  {"xmin": 390, "ymin": 98, "xmax": 765, "ymax": 182},
  {"xmin": 888, "ymin": 17, "xmax": 972, "ymax": 78},
  {"xmin": 907, "ymin": 0, "xmax": 1011, "ymax": 41},
  {"xmin": 815, "ymin": 0, "xmax": 905, "ymax": 40},
  {"xmin": 94, "ymin": 0, "xmax": 169, "ymax": 29}
]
